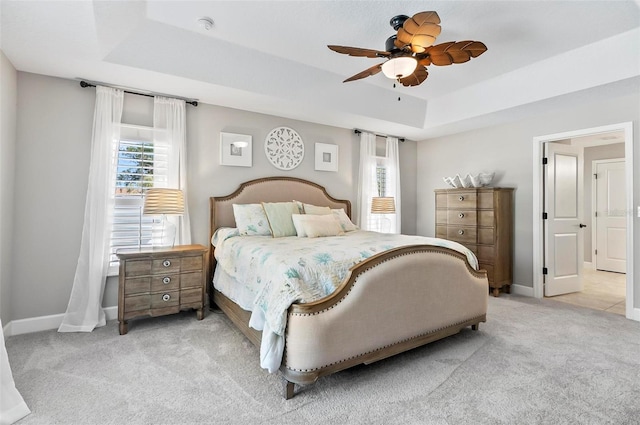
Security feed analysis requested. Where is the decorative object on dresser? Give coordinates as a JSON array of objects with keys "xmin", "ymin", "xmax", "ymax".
[
  {"xmin": 435, "ymin": 187, "xmax": 514, "ymax": 296},
  {"xmin": 443, "ymin": 172, "xmax": 494, "ymax": 188},
  {"xmin": 264, "ymin": 127, "xmax": 304, "ymax": 170},
  {"xmin": 143, "ymin": 188, "xmax": 185, "ymax": 247},
  {"xmin": 116, "ymin": 244, "xmax": 207, "ymax": 335},
  {"xmin": 219, "ymin": 132, "xmax": 252, "ymax": 167},
  {"xmin": 314, "ymin": 142, "xmax": 338, "ymax": 172}
]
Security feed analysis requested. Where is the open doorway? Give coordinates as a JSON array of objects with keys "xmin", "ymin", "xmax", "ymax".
[
  {"xmin": 547, "ymin": 134, "xmax": 626, "ymax": 315},
  {"xmin": 532, "ymin": 122, "xmax": 635, "ymax": 321}
]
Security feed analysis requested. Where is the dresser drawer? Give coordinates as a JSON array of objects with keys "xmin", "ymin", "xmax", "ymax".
[
  {"xmin": 447, "ymin": 191, "xmax": 477, "ymax": 209},
  {"xmin": 124, "ymin": 277, "xmax": 150, "ymax": 295},
  {"xmin": 447, "ymin": 210, "xmax": 477, "ymax": 226},
  {"xmin": 436, "ymin": 209, "xmax": 448, "ymax": 225},
  {"xmin": 477, "ymin": 245, "xmax": 494, "ymax": 262},
  {"xmin": 436, "ymin": 225, "xmax": 447, "ymax": 239},
  {"xmin": 478, "ymin": 210, "xmax": 495, "ymax": 227},
  {"xmin": 478, "ymin": 228, "xmax": 495, "ymax": 245},
  {"xmin": 181, "ymin": 255, "xmax": 203, "ymax": 272},
  {"xmin": 151, "ymin": 274, "xmax": 180, "ymax": 292},
  {"xmin": 446, "ymin": 226, "xmax": 477, "ymax": 244},
  {"xmin": 151, "ymin": 257, "xmax": 181, "ymax": 274}
]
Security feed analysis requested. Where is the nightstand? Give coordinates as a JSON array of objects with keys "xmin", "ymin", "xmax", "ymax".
[{"xmin": 116, "ymin": 244, "xmax": 208, "ymax": 335}]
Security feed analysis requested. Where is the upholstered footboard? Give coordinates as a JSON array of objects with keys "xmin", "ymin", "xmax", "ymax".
[{"xmin": 281, "ymin": 245, "xmax": 488, "ymax": 398}]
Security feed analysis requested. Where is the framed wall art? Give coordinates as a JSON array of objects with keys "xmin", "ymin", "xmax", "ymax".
[
  {"xmin": 264, "ymin": 126, "xmax": 304, "ymax": 170},
  {"xmin": 220, "ymin": 132, "xmax": 252, "ymax": 167},
  {"xmin": 314, "ymin": 142, "xmax": 338, "ymax": 172}
]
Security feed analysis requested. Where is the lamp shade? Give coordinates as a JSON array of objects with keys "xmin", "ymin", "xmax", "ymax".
[
  {"xmin": 381, "ymin": 57, "xmax": 417, "ymax": 79},
  {"xmin": 143, "ymin": 188, "xmax": 184, "ymax": 215},
  {"xmin": 371, "ymin": 197, "xmax": 396, "ymax": 214}
]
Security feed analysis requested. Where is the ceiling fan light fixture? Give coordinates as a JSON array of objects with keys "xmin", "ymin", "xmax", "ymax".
[{"xmin": 381, "ymin": 56, "xmax": 417, "ymax": 80}]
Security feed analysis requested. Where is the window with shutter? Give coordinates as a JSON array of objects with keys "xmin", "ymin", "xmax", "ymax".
[{"xmin": 108, "ymin": 125, "xmax": 168, "ymax": 273}]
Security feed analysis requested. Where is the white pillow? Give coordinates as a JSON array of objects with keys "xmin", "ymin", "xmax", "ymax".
[
  {"xmin": 332, "ymin": 208, "xmax": 358, "ymax": 232},
  {"xmin": 291, "ymin": 214, "xmax": 309, "ymax": 237},
  {"xmin": 301, "ymin": 214, "xmax": 345, "ymax": 238},
  {"xmin": 303, "ymin": 203, "xmax": 332, "ymax": 215},
  {"xmin": 232, "ymin": 204, "xmax": 272, "ymax": 236}
]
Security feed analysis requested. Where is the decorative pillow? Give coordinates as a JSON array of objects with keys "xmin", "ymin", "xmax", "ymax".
[
  {"xmin": 291, "ymin": 214, "xmax": 309, "ymax": 237},
  {"xmin": 301, "ymin": 214, "xmax": 345, "ymax": 238},
  {"xmin": 262, "ymin": 202, "xmax": 299, "ymax": 238},
  {"xmin": 232, "ymin": 204, "xmax": 272, "ymax": 236},
  {"xmin": 303, "ymin": 203, "xmax": 332, "ymax": 215},
  {"xmin": 332, "ymin": 208, "xmax": 358, "ymax": 232}
]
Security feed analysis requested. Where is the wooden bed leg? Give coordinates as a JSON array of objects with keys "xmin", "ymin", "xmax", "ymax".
[
  {"xmin": 284, "ymin": 380, "xmax": 295, "ymax": 400},
  {"xmin": 471, "ymin": 323, "xmax": 480, "ymax": 331}
]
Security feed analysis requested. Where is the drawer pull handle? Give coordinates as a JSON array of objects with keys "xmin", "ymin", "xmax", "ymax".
[
  {"xmin": 162, "ymin": 260, "xmax": 171, "ymax": 267},
  {"xmin": 162, "ymin": 277, "xmax": 171, "ymax": 284},
  {"xmin": 458, "ymin": 229, "xmax": 465, "ymax": 235},
  {"xmin": 458, "ymin": 195, "xmax": 464, "ymax": 201},
  {"xmin": 458, "ymin": 213, "xmax": 465, "ymax": 219},
  {"xmin": 162, "ymin": 294, "xmax": 171, "ymax": 302}
]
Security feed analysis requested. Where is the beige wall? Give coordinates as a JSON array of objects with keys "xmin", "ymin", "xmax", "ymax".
[
  {"xmin": 0, "ymin": 51, "xmax": 17, "ymax": 326},
  {"xmin": 416, "ymin": 90, "xmax": 639, "ymax": 310},
  {"xmin": 9, "ymin": 72, "xmax": 417, "ymax": 321}
]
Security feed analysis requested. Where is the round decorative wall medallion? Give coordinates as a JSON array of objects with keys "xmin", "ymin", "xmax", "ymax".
[{"xmin": 264, "ymin": 126, "xmax": 304, "ymax": 170}]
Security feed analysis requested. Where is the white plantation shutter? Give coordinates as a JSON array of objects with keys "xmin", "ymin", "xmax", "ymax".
[{"xmin": 108, "ymin": 128, "xmax": 168, "ymax": 270}]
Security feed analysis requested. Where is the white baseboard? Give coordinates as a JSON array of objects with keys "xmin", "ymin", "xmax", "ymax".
[
  {"xmin": 510, "ymin": 283, "xmax": 535, "ymax": 297},
  {"xmin": 583, "ymin": 261, "xmax": 594, "ymax": 269},
  {"xmin": 4, "ymin": 306, "xmax": 118, "ymax": 337},
  {"xmin": 629, "ymin": 307, "xmax": 640, "ymax": 322}
]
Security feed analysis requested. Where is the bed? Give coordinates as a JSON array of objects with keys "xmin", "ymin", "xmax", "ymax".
[{"xmin": 209, "ymin": 177, "xmax": 488, "ymax": 399}]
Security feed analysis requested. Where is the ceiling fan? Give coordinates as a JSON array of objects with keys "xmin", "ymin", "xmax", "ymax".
[{"xmin": 328, "ymin": 11, "xmax": 487, "ymax": 87}]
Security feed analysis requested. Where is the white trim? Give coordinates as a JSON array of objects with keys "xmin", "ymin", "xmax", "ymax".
[
  {"xmin": 532, "ymin": 122, "xmax": 635, "ymax": 321},
  {"xmin": 510, "ymin": 284, "xmax": 535, "ymax": 297},
  {"xmin": 3, "ymin": 307, "xmax": 118, "ymax": 337},
  {"xmin": 583, "ymin": 261, "xmax": 594, "ymax": 270}
]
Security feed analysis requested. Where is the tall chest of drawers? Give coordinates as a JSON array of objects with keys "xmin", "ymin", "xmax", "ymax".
[
  {"xmin": 435, "ymin": 188, "xmax": 514, "ymax": 296},
  {"xmin": 116, "ymin": 244, "xmax": 208, "ymax": 335}
]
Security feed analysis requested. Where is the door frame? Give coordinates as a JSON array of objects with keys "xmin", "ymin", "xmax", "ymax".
[
  {"xmin": 532, "ymin": 122, "xmax": 635, "ymax": 320},
  {"xmin": 591, "ymin": 158, "xmax": 625, "ymax": 273}
]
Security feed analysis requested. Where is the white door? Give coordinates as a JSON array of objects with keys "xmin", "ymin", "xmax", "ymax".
[
  {"xmin": 544, "ymin": 142, "xmax": 585, "ymax": 296},
  {"xmin": 595, "ymin": 160, "xmax": 626, "ymax": 273}
]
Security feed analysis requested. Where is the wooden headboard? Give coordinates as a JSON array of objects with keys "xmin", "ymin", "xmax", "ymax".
[{"xmin": 207, "ymin": 177, "xmax": 352, "ymax": 293}]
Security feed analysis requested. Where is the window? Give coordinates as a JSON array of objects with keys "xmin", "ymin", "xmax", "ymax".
[
  {"xmin": 108, "ymin": 126, "xmax": 168, "ymax": 271},
  {"xmin": 369, "ymin": 158, "xmax": 389, "ymax": 232}
]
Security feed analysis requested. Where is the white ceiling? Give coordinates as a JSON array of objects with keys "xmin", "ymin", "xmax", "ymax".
[{"xmin": 2, "ymin": 1, "xmax": 639, "ymax": 140}]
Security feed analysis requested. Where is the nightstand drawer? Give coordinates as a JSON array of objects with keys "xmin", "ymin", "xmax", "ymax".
[
  {"xmin": 125, "ymin": 260, "xmax": 151, "ymax": 277},
  {"xmin": 181, "ymin": 255, "xmax": 203, "ymax": 272},
  {"xmin": 151, "ymin": 274, "xmax": 180, "ymax": 292},
  {"xmin": 151, "ymin": 291, "xmax": 179, "ymax": 308},
  {"xmin": 125, "ymin": 294, "xmax": 150, "ymax": 312},
  {"xmin": 180, "ymin": 287, "xmax": 202, "ymax": 307},
  {"xmin": 124, "ymin": 277, "xmax": 151, "ymax": 295},
  {"xmin": 151, "ymin": 257, "xmax": 181, "ymax": 274},
  {"xmin": 180, "ymin": 271, "xmax": 202, "ymax": 289}
]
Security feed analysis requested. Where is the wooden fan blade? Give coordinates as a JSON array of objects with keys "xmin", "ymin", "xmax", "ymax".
[
  {"xmin": 328, "ymin": 45, "xmax": 390, "ymax": 58},
  {"xmin": 398, "ymin": 66, "xmax": 429, "ymax": 87},
  {"xmin": 343, "ymin": 63, "xmax": 384, "ymax": 82},
  {"xmin": 396, "ymin": 11, "xmax": 442, "ymax": 52},
  {"xmin": 425, "ymin": 40, "xmax": 487, "ymax": 66}
]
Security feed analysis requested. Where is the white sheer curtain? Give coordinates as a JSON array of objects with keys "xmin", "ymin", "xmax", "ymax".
[
  {"xmin": 153, "ymin": 96, "xmax": 191, "ymax": 244},
  {"xmin": 386, "ymin": 136, "xmax": 402, "ymax": 234},
  {"xmin": 1, "ymin": 319, "xmax": 30, "ymax": 425},
  {"xmin": 356, "ymin": 131, "xmax": 377, "ymax": 230},
  {"xmin": 59, "ymin": 86, "xmax": 123, "ymax": 332}
]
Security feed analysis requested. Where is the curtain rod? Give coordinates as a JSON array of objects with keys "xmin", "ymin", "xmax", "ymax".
[
  {"xmin": 353, "ymin": 129, "xmax": 405, "ymax": 142},
  {"xmin": 79, "ymin": 80, "xmax": 198, "ymax": 106}
]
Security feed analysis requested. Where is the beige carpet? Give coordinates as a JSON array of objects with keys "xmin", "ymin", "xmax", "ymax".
[{"xmin": 6, "ymin": 294, "xmax": 640, "ymax": 424}]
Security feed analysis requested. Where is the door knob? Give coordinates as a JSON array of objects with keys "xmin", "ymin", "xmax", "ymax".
[{"xmin": 579, "ymin": 223, "xmax": 587, "ymax": 228}]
